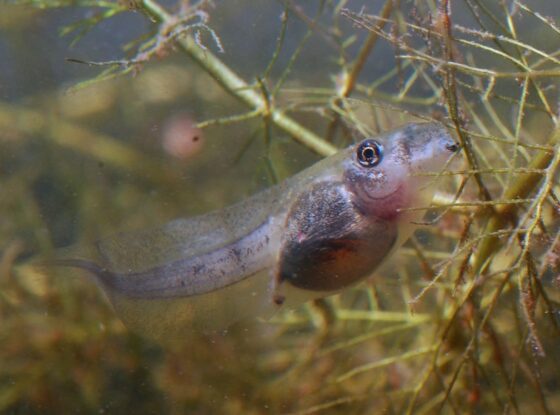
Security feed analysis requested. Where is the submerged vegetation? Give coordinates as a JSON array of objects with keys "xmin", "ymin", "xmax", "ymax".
[{"xmin": 1, "ymin": 0, "xmax": 560, "ymax": 413}]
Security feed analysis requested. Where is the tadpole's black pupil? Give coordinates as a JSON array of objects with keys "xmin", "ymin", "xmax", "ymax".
[
  {"xmin": 357, "ymin": 140, "xmax": 382, "ymax": 167},
  {"xmin": 362, "ymin": 147, "xmax": 375, "ymax": 160}
]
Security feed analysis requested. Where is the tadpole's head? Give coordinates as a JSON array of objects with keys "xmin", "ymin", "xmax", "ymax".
[{"xmin": 344, "ymin": 122, "xmax": 459, "ymax": 221}]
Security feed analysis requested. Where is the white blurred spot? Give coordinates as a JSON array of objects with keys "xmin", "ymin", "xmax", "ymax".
[{"xmin": 161, "ymin": 113, "xmax": 204, "ymax": 160}]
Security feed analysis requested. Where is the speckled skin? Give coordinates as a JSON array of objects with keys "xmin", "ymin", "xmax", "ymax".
[
  {"xmin": 56, "ymin": 123, "xmax": 458, "ymax": 338},
  {"xmin": 278, "ymin": 181, "xmax": 397, "ymax": 292}
]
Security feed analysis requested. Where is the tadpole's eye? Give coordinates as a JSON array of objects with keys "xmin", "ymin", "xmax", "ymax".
[{"xmin": 356, "ymin": 140, "xmax": 383, "ymax": 167}]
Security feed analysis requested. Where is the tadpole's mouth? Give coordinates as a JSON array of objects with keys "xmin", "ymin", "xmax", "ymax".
[{"xmin": 362, "ymin": 183, "xmax": 402, "ymax": 201}]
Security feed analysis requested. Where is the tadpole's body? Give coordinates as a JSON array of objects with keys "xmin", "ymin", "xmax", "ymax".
[{"xmin": 55, "ymin": 123, "xmax": 458, "ymax": 338}]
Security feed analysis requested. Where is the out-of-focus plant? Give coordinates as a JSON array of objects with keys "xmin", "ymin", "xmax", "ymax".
[{"xmin": 2, "ymin": 0, "xmax": 560, "ymax": 414}]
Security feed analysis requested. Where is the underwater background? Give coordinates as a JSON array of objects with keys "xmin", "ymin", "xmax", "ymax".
[{"xmin": 1, "ymin": 0, "xmax": 560, "ymax": 414}]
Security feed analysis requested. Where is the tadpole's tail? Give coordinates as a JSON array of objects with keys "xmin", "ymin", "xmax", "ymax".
[
  {"xmin": 39, "ymin": 258, "xmax": 112, "ymax": 286},
  {"xmin": 45, "ymin": 258, "xmax": 100, "ymax": 274}
]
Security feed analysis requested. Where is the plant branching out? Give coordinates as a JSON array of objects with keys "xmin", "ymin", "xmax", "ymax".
[{"xmin": 2, "ymin": 0, "xmax": 560, "ymax": 413}]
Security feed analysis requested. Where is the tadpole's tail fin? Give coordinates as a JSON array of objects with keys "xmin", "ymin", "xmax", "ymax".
[
  {"xmin": 42, "ymin": 258, "xmax": 106, "ymax": 278},
  {"xmin": 8, "ymin": 245, "xmax": 113, "ymax": 300},
  {"xmin": 43, "ymin": 256, "xmax": 120, "ymax": 290}
]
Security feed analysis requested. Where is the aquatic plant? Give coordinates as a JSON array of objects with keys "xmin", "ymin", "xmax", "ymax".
[{"xmin": 1, "ymin": 0, "xmax": 560, "ymax": 413}]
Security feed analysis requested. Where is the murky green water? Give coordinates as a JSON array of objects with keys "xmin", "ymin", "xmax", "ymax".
[{"xmin": 2, "ymin": 1, "xmax": 560, "ymax": 414}]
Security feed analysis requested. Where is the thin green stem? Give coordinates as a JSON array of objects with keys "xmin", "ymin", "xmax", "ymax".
[{"xmin": 140, "ymin": 0, "xmax": 337, "ymax": 157}]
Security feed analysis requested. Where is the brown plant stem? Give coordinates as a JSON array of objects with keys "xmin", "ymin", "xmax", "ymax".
[
  {"xmin": 472, "ymin": 127, "xmax": 560, "ymax": 273},
  {"xmin": 326, "ymin": 0, "xmax": 394, "ymax": 142}
]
